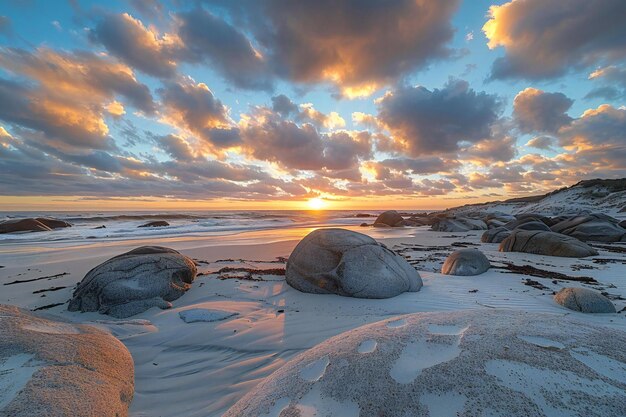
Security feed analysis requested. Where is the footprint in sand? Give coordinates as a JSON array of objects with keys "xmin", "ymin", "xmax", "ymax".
[{"xmin": 300, "ymin": 355, "xmax": 330, "ymax": 382}]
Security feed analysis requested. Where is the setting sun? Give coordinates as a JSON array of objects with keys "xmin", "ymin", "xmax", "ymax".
[{"xmin": 307, "ymin": 197, "xmax": 326, "ymax": 210}]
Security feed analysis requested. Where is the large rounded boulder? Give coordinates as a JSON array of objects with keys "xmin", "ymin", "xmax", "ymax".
[
  {"xmin": 224, "ymin": 310, "xmax": 626, "ymax": 417},
  {"xmin": 373, "ymin": 210, "xmax": 405, "ymax": 227},
  {"xmin": 554, "ymin": 287, "xmax": 616, "ymax": 313},
  {"xmin": 286, "ymin": 228, "xmax": 422, "ymax": 298},
  {"xmin": 431, "ymin": 217, "xmax": 487, "ymax": 232},
  {"xmin": 499, "ymin": 230, "xmax": 598, "ymax": 258},
  {"xmin": 441, "ymin": 249, "xmax": 490, "ymax": 276},
  {"xmin": 68, "ymin": 246, "xmax": 197, "ymax": 318},
  {"xmin": 551, "ymin": 213, "xmax": 626, "ymax": 242},
  {"xmin": 0, "ymin": 304, "xmax": 134, "ymax": 416},
  {"xmin": 481, "ymin": 226, "xmax": 511, "ymax": 243}
]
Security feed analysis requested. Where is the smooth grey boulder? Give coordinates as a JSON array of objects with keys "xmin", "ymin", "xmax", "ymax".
[
  {"xmin": 224, "ymin": 309, "xmax": 626, "ymax": 417},
  {"xmin": 515, "ymin": 213, "xmax": 551, "ymax": 224},
  {"xmin": 551, "ymin": 213, "xmax": 625, "ymax": 242},
  {"xmin": 0, "ymin": 304, "xmax": 134, "ymax": 417},
  {"xmin": 499, "ymin": 230, "xmax": 598, "ymax": 258},
  {"xmin": 286, "ymin": 228, "xmax": 422, "ymax": 298},
  {"xmin": 554, "ymin": 288, "xmax": 616, "ymax": 313},
  {"xmin": 441, "ymin": 249, "xmax": 490, "ymax": 276},
  {"xmin": 68, "ymin": 246, "xmax": 197, "ymax": 318},
  {"xmin": 504, "ymin": 216, "xmax": 549, "ymax": 230},
  {"xmin": 0, "ymin": 218, "xmax": 71, "ymax": 234},
  {"xmin": 431, "ymin": 217, "xmax": 487, "ymax": 232},
  {"xmin": 373, "ymin": 210, "xmax": 405, "ymax": 227},
  {"xmin": 481, "ymin": 226, "xmax": 511, "ymax": 243},
  {"xmin": 513, "ymin": 220, "xmax": 551, "ymax": 232}
]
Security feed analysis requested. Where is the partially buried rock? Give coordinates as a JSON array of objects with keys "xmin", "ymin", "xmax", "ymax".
[
  {"xmin": 551, "ymin": 213, "xmax": 625, "ymax": 242},
  {"xmin": 481, "ymin": 227, "xmax": 511, "ymax": 243},
  {"xmin": 138, "ymin": 220, "xmax": 169, "ymax": 228},
  {"xmin": 499, "ymin": 230, "xmax": 598, "ymax": 258},
  {"xmin": 68, "ymin": 246, "xmax": 197, "ymax": 318},
  {"xmin": 0, "ymin": 304, "xmax": 134, "ymax": 417},
  {"xmin": 441, "ymin": 249, "xmax": 490, "ymax": 276},
  {"xmin": 223, "ymin": 309, "xmax": 626, "ymax": 417},
  {"xmin": 286, "ymin": 228, "xmax": 422, "ymax": 298},
  {"xmin": 554, "ymin": 287, "xmax": 616, "ymax": 313},
  {"xmin": 373, "ymin": 210, "xmax": 405, "ymax": 227}
]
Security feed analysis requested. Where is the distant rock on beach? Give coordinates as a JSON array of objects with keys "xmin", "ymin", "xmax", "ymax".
[
  {"xmin": 0, "ymin": 217, "xmax": 71, "ymax": 234},
  {"xmin": 373, "ymin": 210, "xmax": 406, "ymax": 227},
  {"xmin": 499, "ymin": 230, "xmax": 598, "ymax": 258},
  {"xmin": 0, "ymin": 304, "xmax": 134, "ymax": 417},
  {"xmin": 68, "ymin": 246, "xmax": 197, "ymax": 318},
  {"xmin": 441, "ymin": 249, "xmax": 490, "ymax": 276},
  {"xmin": 286, "ymin": 228, "xmax": 422, "ymax": 298},
  {"xmin": 138, "ymin": 220, "xmax": 170, "ymax": 228},
  {"xmin": 554, "ymin": 287, "xmax": 616, "ymax": 313},
  {"xmin": 224, "ymin": 309, "xmax": 626, "ymax": 417}
]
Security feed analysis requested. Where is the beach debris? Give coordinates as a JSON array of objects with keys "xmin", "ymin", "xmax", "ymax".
[
  {"xmin": 32, "ymin": 286, "xmax": 67, "ymax": 294},
  {"xmin": 499, "ymin": 230, "xmax": 598, "ymax": 258},
  {"xmin": 223, "ymin": 310, "xmax": 626, "ymax": 417},
  {"xmin": 4, "ymin": 272, "xmax": 69, "ymax": 286},
  {"xmin": 441, "ymin": 249, "xmax": 490, "ymax": 276},
  {"xmin": 0, "ymin": 304, "xmax": 134, "ymax": 416},
  {"xmin": 286, "ymin": 228, "xmax": 422, "ymax": 298},
  {"xmin": 32, "ymin": 302, "xmax": 65, "ymax": 311},
  {"xmin": 68, "ymin": 246, "xmax": 196, "ymax": 318},
  {"xmin": 495, "ymin": 262, "xmax": 598, "ymax": 284},
  {"xmin": 554, "ymin": 287, "xmax": 616, "ymax": 313}
]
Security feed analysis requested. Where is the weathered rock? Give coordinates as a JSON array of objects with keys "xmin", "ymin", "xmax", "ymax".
[
  {"xmin": 0, "ymin": 304, "xmax": 134, "ymax": 417},
  {"xmin": 138, "ymin": 220, "xmax": 169, "ymax": 228},
  {"xmin": 619, "ymin": 219, "xmax": 626, "ymax": 229},
  {"xmin": 515, "ymin": 213, "xmax": 551, "ymax": 224},
  {"xmin": 359, "ymin": 222, "xmax": 369, "ymax": 227},
  {"xmin": 68, "ymin": 246, "xmax": 197, "ymax": 318},
  {"xmin": 485, "ymin": 219, "xmax": 507, "ymax": 229},
  {"xmin": 0, "ymin": 219, "xmax": 52, "ymax": 234},
  {"xmin": 554, "ymin": 287, "xmax": 616, "ymax": 313},
  {"xmin": 484, "ymin": 212, "xmax": 516, "ymax": 222},
  {"xmin": 34, "ymin": 218, "xmax": 72, "ymax": 229},
  {"xmin": 499, "ymin": 230, "xmax": 598, "ymax": 258},
  {"xmin": 441, "ymin": 249, "xmax": 490, "ymax": 276},
  {"xmin": 224, "ymin": 310, "xmax": 626, "ymax": 417},
  {"xmin": 512, "ymin": 220, "xmax": 551, "ymax": 232},
  {"xmin": 481, "ymin": 226, "xmax": 511, "ymax": 243},
  {"xmin": 551, "ymin": 213, "xmax": 625, "ymax": 242},
  {"xmin": 373, "ymin": 210, "xmax": 405, "ymax": 227},
  {"xmin": 504, "ymin": 216, "xmax": 549, "ymax": 230},
  {"xmin": 431, "ymin": 217, "xmax": 487, "ymax": 232},
  {"xmin": 286, "ymin": 228, "xmax": 422, "ymax": 298}
]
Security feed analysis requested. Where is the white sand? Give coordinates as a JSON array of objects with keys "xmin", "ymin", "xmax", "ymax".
[{"xmin": 1, "ymin": 225, "xmax": 625, "ymax": 416}]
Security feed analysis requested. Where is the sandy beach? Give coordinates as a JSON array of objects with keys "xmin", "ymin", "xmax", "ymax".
[{"xmin": 2, "ymin": 216, "xmax": 625, "ymax": 416}]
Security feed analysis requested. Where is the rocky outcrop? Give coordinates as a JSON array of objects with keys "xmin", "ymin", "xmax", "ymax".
[
  {"xmin": 0, "ymin": 218, "xmax": 72, "ymax": 234},
  {"xmin": 373, "ymin": 210, "xmax": 405, "ymax": 227},
  {"xmin": 68, "ymin": 246, "xmax": 197, "ymax": 318},
  {"xmin": 554, "ymin": 288, "xmax": 616, "ymax": 313},
  {"xmin": 224, "ymin": 310, "xmax": 626, "ymax": 417},
  {"xmin": 431, "ymin": 217, "xmax": 487, "ymax": 232},
  {"xmin": 138, "ymin": 220, "xmax": 170, "ymax": 228},
  {"xmin": 481, "ymin": 227, "xmax": 511, "ymax": 243},
  {"xmin": 35, "ymin": 218, "xmax": 72, "ymax": 229},
  {"xmin": 499, "ymin": 230, "xmax": 598, "ymax": 258},
  {"xmin": 286, "ymin": 228, "xmax": 422, "ymax": 298},
  {"xmin": 441, "ymin": 249, "xmax": 490, "ymax": 276},
  {"xmin": 550, "ymin": 213, "xmax": 626, "ymax": 242},
  {"xmin": 0, "ymin": 304, "xmax": 134, "ymax": 417}
]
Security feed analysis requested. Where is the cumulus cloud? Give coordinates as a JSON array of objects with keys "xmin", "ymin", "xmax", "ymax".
[
  {"xmin": 513, "ymin": 88, "xmax": 573, "ymax": 134},
  {"xmin": 207, "ymin": 0, "xmax": 460, "ymax": 96},
  {"xmin": 377, "ymin": 79, "xmax": 502, "ymax": 156},
  {"xmin": 90, "ymin": 13, "xmax": 179, "ymax": 78},
  {"xmin": 158, "ymin": 78, "xmax": 239, "ymax": 148},
  {"xmin": 558, "ymin": 104, "xmax": 625, "ymax": 148},
  {"xmin": 483, "ymin": 0, "xmax": 626, "ymax": 80},
  {"xmin": 526, "ymin": 136, "xmax": 556, "ymax": 150},
  {"xmin": 585, "ymin": 65, "xmax": 626, "ymax": 101}
]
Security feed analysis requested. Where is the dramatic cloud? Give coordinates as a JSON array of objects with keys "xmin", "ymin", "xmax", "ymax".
[
  {"xmin": 176, "ymin": 9, "xmax": 271, "ymax": 90},
  {"xmin": 209, "ymin": 0, "xmax": 460, "ymax": 96},
  {"xmin": 377, "ymin": 79, "xmax": 502, "ymax": 155},
  {"xmin": 483, "ymin": 0, "xmax": 626, "ymax": 80},
  {"xmin": 159, "ymin": 79, "xmax": 239, "ymax": 149},
  {"xmin": 513, "ymin": 88, "xmax": 573, "ymax": 134},
  {"xmin": 90, "ymin": 13, "xmax": 178, "ymax": 78},
  {"xmin": 558, "ymin": 104, "xmax": 626, "ymax": 149},
  {"xmin": 526, "ymin": 136, "xmax": 556, "ymax": 150}
]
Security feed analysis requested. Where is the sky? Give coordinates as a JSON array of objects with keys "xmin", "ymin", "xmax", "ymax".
[{"xmin": 0, "ymin": 0, "xmax": 625, "ymax": 211}]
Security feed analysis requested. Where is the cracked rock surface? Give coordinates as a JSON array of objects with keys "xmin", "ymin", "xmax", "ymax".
[
  {"xmin": 499, "ymin": 230, "xmax": 598, "ymax": 258},
  {"xmin": 286, "ymin": 228, "xmax": 422, "ymax": 298},
  {"xmin": 68, "ymin": 246, "xmax": 197, "ymax": 318},
  {"xmin": 0, "ymin": 304, "xmax": 134, "ymax": 417}
]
